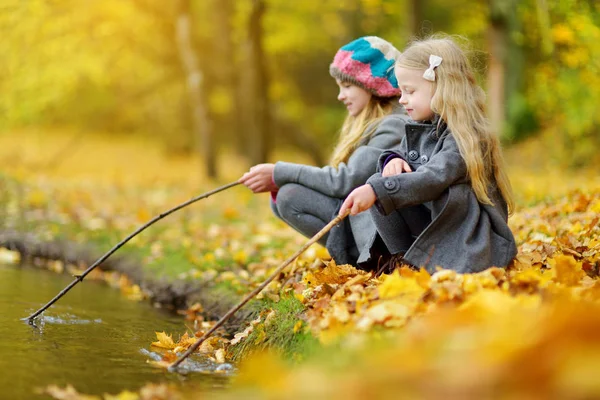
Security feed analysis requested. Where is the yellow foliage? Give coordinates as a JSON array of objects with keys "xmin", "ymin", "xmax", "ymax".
[
  {"xmin": 136, "ymin": 208, "xmax": 151, "ymax": 223},
  {"xmin": 548, "ymin": 255, "xmax": 584, "ymax": 286},
  {"xmin": 3, "ymin": 101, "xmax": 600, "ymax": 398},
  {"xmin": 151, "ymin": 332, "xmax": 175, "ymax": 349},
  {"xmin": 377, "ymin": 270, "xmax": 426, "ymax": 299},
  {"xmin": 552, "ymin": 23, "xmax": 576, "ymax": 45},
  {"xmin": 27, "ymin": 189, "xmax": 48, "ymax": 208}
]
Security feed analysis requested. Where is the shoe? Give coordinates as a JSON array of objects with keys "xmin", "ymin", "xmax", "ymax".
[
  {"xmin": 357, "ymin": 235, "xmax": 388, "ymax": 273},
  {"xmin": 375, "ymin": 252, "xmax": 407, "ymax": 276}
]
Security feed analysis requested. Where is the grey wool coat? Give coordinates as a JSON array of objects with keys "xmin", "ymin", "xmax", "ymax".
[
  {"xmin": 273, "ymin": 109, "xmax": 409, "ymax": 265},
  {"xmin": 366, "ymin": 119, "xmax": 517, "ymax": 274}
]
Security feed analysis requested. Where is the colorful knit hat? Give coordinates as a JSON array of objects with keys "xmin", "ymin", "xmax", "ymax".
[{"xmin": 329, "ymin": 36, "xmax": 402, "ymax": 98}]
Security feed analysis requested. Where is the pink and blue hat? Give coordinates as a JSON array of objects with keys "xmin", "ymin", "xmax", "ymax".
[{"xmin": 329, "ymin": 36, "xmax": 402, "ymax": 98}]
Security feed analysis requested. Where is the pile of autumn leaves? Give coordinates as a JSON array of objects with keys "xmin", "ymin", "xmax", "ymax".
[{"xmin": 146, "ymin": 189, "xmax": 600, "ymax": 398}]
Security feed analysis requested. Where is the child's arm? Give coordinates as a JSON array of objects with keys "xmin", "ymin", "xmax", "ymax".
[
  {"xmin": 367, "ymin": 134, "xmax": 467, "ymax": 215},
  {"xmin": 272, "ymin": 115, "xmax": 407, "ymax": 198}
]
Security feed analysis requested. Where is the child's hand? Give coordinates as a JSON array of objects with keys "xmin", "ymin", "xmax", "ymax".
[
  {"xmin": 339, "ymin": 184, "xmax": 376, "ymax": 216},
  {"xmin": 239, "ymin": 163, "xmax": 278, "ymax": 193},
  {"xmin": 382, "ymin": 158, "xmax": 412, "ymax": 177}
]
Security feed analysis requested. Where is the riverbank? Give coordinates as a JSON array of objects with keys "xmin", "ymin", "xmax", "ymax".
[
  {"xmin": 0, "ymin": 128, "xmax": 326, "ymax": 353},
  {"xmin": 3, "ymin": 128, "xmax": 600, "ymax": 399}
]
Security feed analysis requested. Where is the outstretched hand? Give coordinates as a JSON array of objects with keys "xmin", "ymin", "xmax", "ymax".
[
  {"xmin": 339, "ymin": 184, "xmax": 377, "ymax": 216},
  {"xmin": 239, "ymin": 163, "xmax": 279, "ymax": 193},
  {"xmin": 382, "ymin": 158, "xmax": 412, "ymax": 177}
]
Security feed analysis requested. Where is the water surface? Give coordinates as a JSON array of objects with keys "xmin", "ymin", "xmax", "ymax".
[{"xmin": 0, "ymin": 263, "xmax": 228, "ymax": 399}]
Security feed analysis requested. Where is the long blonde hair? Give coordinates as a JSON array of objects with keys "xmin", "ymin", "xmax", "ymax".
[
  {"xmin": 396, "ymin": 36, "xmax": 514, "ymax": 214},
  {"xmin": 330, "ymin": 96, "xmax": 397, "ymax": 167}
]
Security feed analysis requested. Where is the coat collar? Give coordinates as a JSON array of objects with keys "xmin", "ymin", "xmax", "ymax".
[{"xmin": 406, "ymin": 114, "xmax": 446, "ymax": 139}]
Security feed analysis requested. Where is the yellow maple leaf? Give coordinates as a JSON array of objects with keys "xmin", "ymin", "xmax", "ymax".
[
  {"xmin": 378, "ymin": 270, "xmax": 426, "ymax": 299},
  {"xmin": 331, "ymin": 303, "xmax": 351, "ymax": 323},
  {"xmin": 230, "ymin": 325, "xmax": 254, "ymax": 346},
  {"xmin": 365, "ymin": 301, "xmax": 410, "ymax": 324},
  {"xmin": 177, "ymin": 332, "xmax": 199, "ymax": 347},
  {"xmin": 459, "ymin": 289, "xmax": 541, "ymax": 318},
  {"xmin": 151, "ymin": 332, "xmax": 176, "ymax": 349},
  {"xmin": 312, "ymin": 263, "xmax": 362, "ymax": 285},
  {"xmin": 199, "ymin": 336, "xmax": 223, "ymax": 354},
  {"xmin": 215, "ymin": 348, "xmax": 226, "ymax": 364},
  {"xmin": 550, "ymin": 254, "xmax": 585, "ymax": 286}
]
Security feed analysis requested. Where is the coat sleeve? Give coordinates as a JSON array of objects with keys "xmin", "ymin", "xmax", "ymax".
[
  {"xmin": 273, "ymin": 114, "xmax": 407, "ymax": 198},
  {"xmin": 367, "ymin": 133, "xmax": 468, "ymax": 215}
]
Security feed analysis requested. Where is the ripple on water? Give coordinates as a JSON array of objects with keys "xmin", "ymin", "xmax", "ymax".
[
  {"xmin": 39, "ymin": 314, "xmax": 103, "ymax": 325},
  {"xmin": 2, "ymin": 263, "xmax": 230, "ymax": 399},
  {"xmin": 139, "ymin": 348, "xmax": 236, "ymax": 375}
]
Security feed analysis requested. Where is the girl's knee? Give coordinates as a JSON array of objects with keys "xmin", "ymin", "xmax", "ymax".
[{"xmin": 274, "ymin": 184, "xmax": 303, "ymax": 217}]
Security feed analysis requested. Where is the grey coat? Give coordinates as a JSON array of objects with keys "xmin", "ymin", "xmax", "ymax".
[
  {"xmin": 273, "ymin": 109, "xmax": 409, "ymax": 265},
  {"xmin": 366, "ymin": 120, "xmax": 517, "ymax": 273}
]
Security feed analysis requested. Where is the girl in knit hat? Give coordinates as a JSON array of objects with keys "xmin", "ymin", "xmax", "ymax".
[
  {"xmin": 239, "ymin": 36, "xmax": 408, "ymax": 267},
  {"xmin": 339, "ymin": 36, "xmax": 517, "ymax": 274}
]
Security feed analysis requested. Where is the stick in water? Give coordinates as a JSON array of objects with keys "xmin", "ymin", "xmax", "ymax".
[
  {"xmin": 24, "ymin": 181, "xmax": 241, "ymax": 323},
  {"xmin": 168, "ymin": 210, "xmax": 349, "ymax": 371}
]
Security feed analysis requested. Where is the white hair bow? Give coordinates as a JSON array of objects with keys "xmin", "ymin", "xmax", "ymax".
[{"xmin": 423, "ymin": 55, "xmax": 443, "ymax": 82}]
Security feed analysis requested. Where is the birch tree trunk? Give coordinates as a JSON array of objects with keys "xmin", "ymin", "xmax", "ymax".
[{"xmin": 175, "ymin": 0, "xmax": 216, "ymax": 178}]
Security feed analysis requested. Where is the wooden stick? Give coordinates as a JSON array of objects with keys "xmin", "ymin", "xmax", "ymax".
[
  {"xmin": 168, "ymin": 210, "xmax": 349, "ymax": 371},
  {"xmin": 24, "ymin": 181, "xmax": 241, "ymax": 323}
]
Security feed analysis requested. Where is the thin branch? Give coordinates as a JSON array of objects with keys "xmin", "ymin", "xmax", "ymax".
[
  {"xmin": 24, "ymin": 181, "xmax": 240, "ymax": 323},
  {"xmin": 168, "ymin": 210, "xmax": 350, "ymax": 371}
]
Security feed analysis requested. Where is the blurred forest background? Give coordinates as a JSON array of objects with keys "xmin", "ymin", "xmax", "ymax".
[{"xmin": 1, "ymin": 0, "xmax": 599, "ymax": 178}]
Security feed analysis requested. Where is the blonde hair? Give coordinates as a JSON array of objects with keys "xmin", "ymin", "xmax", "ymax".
[
  {"xmin": 396, "ymin": 36, "xmax": 514, "ymax": 214},
  {"xmin": 330, "ymin": 96, "xmax": 396, "ymax": 167}
]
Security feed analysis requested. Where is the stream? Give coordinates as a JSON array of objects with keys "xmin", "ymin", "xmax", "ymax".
[{"xmin": 0, "ymin": 262, "xmax": 231, "ymax": 399}]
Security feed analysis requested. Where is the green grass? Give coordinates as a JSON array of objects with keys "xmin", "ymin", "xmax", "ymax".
[
  {"xmin": 230, "ymin": 294, "xmax": 320, "ymax": 362},
  {"xmin": 1, "ymin": 175, "xmax": 323, "ymax": 362}
]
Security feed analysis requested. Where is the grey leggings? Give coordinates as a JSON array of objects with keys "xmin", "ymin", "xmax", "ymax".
[
  {"xmin": 270, "ymin": 183, "xmax": 340, "ymax": 247},
  {"xmin": 370, "ymin": 204, "xmax": 432, "ymax": 255}
]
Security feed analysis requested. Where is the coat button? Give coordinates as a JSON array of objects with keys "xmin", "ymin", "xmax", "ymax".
[
  {"xmin": 384, "ymin": 180, "xmax": 396, "ymax": 190},
  {"xmin": 408, "ymin": 150, "xmax": 419, "ymax": 161},
  {"xmin": 420, "ymin": 155, "xmax": 428, "ymax": 163}
]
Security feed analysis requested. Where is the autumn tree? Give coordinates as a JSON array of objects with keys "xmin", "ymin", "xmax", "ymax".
[
  {"xmin": 242, "ymin": 0, "xmax": 270, "ymax": 165},
  {"xmin": 175, "ymin": 0, "xmax": 216, "ymax": 178}
]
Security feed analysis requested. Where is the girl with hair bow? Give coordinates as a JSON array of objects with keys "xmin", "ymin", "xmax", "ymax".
[{"xmin": 340, "ymin": 36, "xmax": 517, "ymax": 274}]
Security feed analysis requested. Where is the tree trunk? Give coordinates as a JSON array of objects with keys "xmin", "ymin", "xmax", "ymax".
[
  {"xmin": 175, "ymin": 0, "xmax": 216, "ymax": 178},
  {"xmin": 487, "ymin": 0, "xmax": 508, "ymax": 136},
  {"xmin": 214, "ymin": 0, "xmax": 244, "ymax": 155},
  {"xmin": 407, "ymin": 0, "xmax": 424, "ymax": 38},
  {"xmin": 246, "ymin": 0, "xmax": 270, "ymax": 165},
  {"xmin": 535, "ymin": 0, "xmax": 553, "ymax": 56}
]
